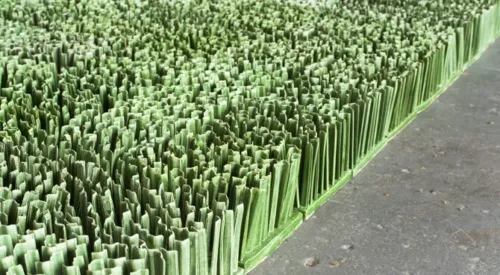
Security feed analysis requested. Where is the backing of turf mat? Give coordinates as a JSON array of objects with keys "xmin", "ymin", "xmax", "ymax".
[
  {"xmin": 238, "ymin": 211, "xmax": 302, "ymax": 272},
  {"xmin": 0, "ymin": 0, "xmax": 500, "ymax": 274},
  {"xmin": 299, "ymin": 171, "xmax": 352, "ymax": 220},
  {"xmin": 353, "ymin": 140, "xmax": 387, "ymax": 176}
]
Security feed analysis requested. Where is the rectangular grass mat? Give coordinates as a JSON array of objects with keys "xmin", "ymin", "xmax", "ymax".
[{"xmin": 0, "ymin": 0, "xmax": 499, "ymax": 274}]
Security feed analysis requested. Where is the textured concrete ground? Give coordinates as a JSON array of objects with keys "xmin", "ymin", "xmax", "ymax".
[{"xmin": 251, "ymin": 40, "xmax": 500, "ymax": 275}]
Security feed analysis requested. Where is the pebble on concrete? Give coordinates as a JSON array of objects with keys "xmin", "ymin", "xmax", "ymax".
[{"xmin": 304, "ymin": 258, "xmax": 318, "ymax": 267}]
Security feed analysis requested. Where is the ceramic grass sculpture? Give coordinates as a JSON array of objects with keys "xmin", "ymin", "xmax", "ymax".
[{"xmin": 0, "ymin": 0, "xmax": 499, "ymax": 274}]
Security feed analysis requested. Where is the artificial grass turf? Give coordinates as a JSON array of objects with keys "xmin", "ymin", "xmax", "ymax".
[{"xmin": 0, "ymin": 0, "xmax": 499, "ymax": 274}]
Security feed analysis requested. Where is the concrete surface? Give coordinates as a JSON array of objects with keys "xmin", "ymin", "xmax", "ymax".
[{"xmin": 251, "ymin": 40, "xmax": 500, "ymax": 275}]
